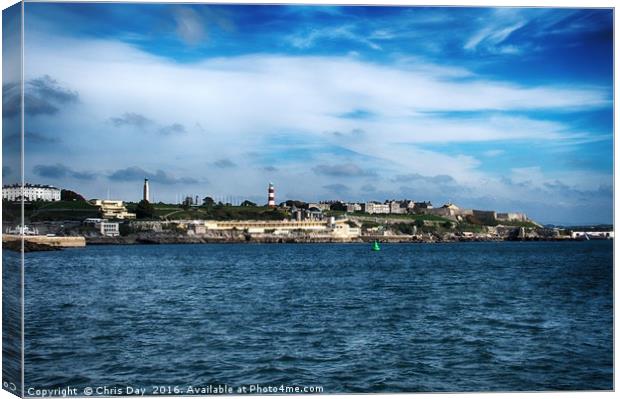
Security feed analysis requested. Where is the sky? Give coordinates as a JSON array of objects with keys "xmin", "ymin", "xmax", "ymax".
[{"xmin": 1, "ymin": 2, "xmax": 614, "ymax": 225}]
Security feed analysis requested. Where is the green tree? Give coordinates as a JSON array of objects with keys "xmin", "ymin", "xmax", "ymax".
[
  {"xmin": 395, "ymin": 222, "xmax": 414, "ymax": 235},
  {"xmin": 330, "ymin": 202, "xmax": 347, "ymax": 211},
  {"xmin": 135, "ymin": 200, "xmax": 156, "ymax": 219},
  {"xmin": 202, "ymin": 197, "xmax": 215, "ymax": 207},
  {"xmin": 119, "ymin": 223, "xmax": 136, "ymax": 236},
  {"xmin": 61, "ymin": 189, "xmax": 85, "ymax": 202},
  {"xmin": 282, "ymin": 200, "xmax": 308, "ymax": 208}
]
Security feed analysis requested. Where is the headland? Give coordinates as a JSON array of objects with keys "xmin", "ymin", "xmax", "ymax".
[{"xmin": 2, "ymin": 183, "xmax": 612, "ymax": 252}]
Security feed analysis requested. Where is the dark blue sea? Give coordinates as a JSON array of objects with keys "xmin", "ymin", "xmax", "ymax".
[{"xmin": 16, "ymin": 241, "xmax": 614, "ymax": 393}]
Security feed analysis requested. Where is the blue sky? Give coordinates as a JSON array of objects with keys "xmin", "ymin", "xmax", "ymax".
[{"xmin": 2, "ymin": 3, "xmax": 614, "ymax": 224}]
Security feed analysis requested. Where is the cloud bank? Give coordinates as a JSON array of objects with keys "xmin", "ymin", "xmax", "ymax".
[{"xmin": 11, "ymin": 5, "xmax": 612, "ymax": 224}]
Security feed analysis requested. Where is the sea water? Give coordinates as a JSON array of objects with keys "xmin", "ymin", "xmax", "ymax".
[{"xmin": 12, "ymin": 241, "xmax": 613, "ymax": 393}]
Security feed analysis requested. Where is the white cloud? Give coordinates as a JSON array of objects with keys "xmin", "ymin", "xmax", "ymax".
[
  {"xmin": 497, "ymin": 45, "xmax": 522, "ymax": 55},
  {"xmin": 19, "ymin": 31, "xmax": 611, "ymax": 220},
  {"xmin": 287, "ymin": 25, "xmax": 382, "ymax": 50},
  {"xmin": 511, "ymin": 166, "xmax": 544, "ymax": 184},
  {"xmin": 464, "ymin": 26, "xmax": 492, "ymax": 50},
  {"xmin": 173, "ymin": 7, "xmax": 207, "ymax": 45},
  {"xmin": 464, "ymin": 9, "xmax": 526, "ymax": 53},
  {"xmin": 483, "ymin": 149, "xmax": 505, "ymax": 157},
  {"xmin": 2, "ymin": 14, "xmax": 22, "ymax": 84}
]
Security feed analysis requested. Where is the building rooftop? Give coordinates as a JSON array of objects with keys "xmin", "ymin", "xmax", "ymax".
[{"xmin": 3, "ymin": 183, "xmax": 60, "ymax": 189}]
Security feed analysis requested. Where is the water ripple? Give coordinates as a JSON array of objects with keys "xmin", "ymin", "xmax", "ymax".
[{"xmin": 19, "ymin": 241, "xmax": 613, "ymax": 393}]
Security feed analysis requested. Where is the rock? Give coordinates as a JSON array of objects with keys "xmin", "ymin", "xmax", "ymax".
[{"xmin": 3, "ymin": 239, "xmax": 61, "ymax": 252}]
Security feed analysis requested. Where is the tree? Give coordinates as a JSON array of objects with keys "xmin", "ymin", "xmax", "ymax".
[
  {"xmin": 119, "ymin": 223, "xmax": 136, "ymax": 236},
  {"xmin": 61, "ymin": 189, "xmax": 85, "ymax": 202},
  {"xmin": 282, "ymin": 200, "xmax": 308, "ymax": 209},
  {"xmin": 330, "ymin": 202, "xmax": 347, "ymax": 211},
  {"xmin": 414, "ymin": 219, "xmax": 425, "ymax": 228},
  {"xmin": 135, "ymin": 200, "xmax": 156, "ymax": 219},
  {"xmin": 202, "ymin": 196, "xmax": 215, "ymax": 207},
  {"xmin": 394, "ymin": 222, "xmax": 414, "ymax": 235},
  {"xmin": 240, "ymin": 200, "xmax": 257, "ymax": 207}
]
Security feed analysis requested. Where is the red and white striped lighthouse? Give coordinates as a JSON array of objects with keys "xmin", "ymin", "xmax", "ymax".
[{"xmin": 268, "ymin": 182, "xmax": 276, "ymax": 207}]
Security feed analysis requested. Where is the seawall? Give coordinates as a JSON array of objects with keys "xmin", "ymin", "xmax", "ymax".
[{"xmin": 3, "ymin": 235, "xmax": 86, "ymax": 248}]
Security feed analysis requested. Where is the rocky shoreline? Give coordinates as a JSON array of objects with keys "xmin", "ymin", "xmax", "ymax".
[
  {"xmin": 84, "ymin": 232, "xmax": 577, "ymax": 246},
  {"xmin": 3, "ymin": 239, "xmax": 62, "ymax": 252},
  {"xmin": 3, "ymin": 231, "xmax": 594, "ymax": 253}
]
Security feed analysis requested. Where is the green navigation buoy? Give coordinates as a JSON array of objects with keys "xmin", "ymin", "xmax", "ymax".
[{"xmin": 371, "ymin": 240, "xmax": 381, "ymax": 251}]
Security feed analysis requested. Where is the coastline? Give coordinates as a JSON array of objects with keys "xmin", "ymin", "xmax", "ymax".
[
  {"xmin": 2, "ymin": 235, "xmax": 596, "ymax": 253},
  {"xmin": 83, "ymin": 233, "xmax": 581, "ymax": 246},
  {"xmin": 3, "ymin": 229, "xmax": 606, "ymax": 252}
]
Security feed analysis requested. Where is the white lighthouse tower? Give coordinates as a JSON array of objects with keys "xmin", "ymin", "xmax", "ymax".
[
  {"xmin": 268, "ymin": 182, "xmax": 276, "ymax": 208},
  {"xmin": 143, "ymin": 178, "xmax": 150, "ymax": 202}
]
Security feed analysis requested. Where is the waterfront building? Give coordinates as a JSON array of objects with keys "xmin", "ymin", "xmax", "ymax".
[
  {"xmin": 2, "ymin": 183, "xmax": 61, "ymax": 202},
  {"xmin": 187, "ymin": 222, "xmax": 207, "ymax": 235},
  {"xmin": 143, "ymin": 179, "xmax": 150, "ymax": 202},
  {"xmin": 90, "ymin": 199, "xmax": 136, "ymax": 220},
  {"xmin": 5, "ymin": 224, "xmax": 39, "ymax": 235},
  {"xmin": 570, "ymin": 231, "xmax": 614, "ymax": 239},
  {"xmin": 98, "ymin": 221, "xmax": 120, "ymax": 237},
  {"xmin": 203, "ymin": 220, "xmax": 331, "ymax": 232},
  {"xmin": 83, "ymin": 218, "xmax": 105, "ymax": 225},
  {"xmin": 191, "ymin": 218, "xmax": 358, "ymax": 238},
  {"xmin": 83, "ymin": 218, "xmax": 120, "ymax": 237},
  {"xmin": 268, "ymin": 183, "xmax": 276, "ymax": 207},
  {"xmin": 332, "ymin": 222, "xmax": 361, "ymax": 238}
]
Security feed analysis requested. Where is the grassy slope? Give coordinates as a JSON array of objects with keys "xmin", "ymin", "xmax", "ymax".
[
  {"xmin": 350, "ymin": 212, "xmax": 453, "ymax": 223},
  {"xmin": 30, "ymin": 200, "xmax": 101, "ymax": 221},
  {"xmin": 145, "ymin": 204, "xmax": 289, "ymax": 221},
  {"xmin": 4, "ymin": 200, "xmax": 539, "ymax": 229},
  {"xmin": 3, "ymin": 200, "xmax": 101, "ymax": 222}
]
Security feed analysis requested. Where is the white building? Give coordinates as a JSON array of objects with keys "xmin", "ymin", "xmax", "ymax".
[
  {"xmin": 308, "ymin": 203, "xmax": 332, "ymax": 212},
  {"xmin": 3, "ymin": 183, "xmax": 61, "ymax": 202},
  {"xmin": 5, "ymin": 225, "xmax": 39, "ymax": 235},
  {"xmin": 404, "ymin": 200, "xmax": 416, "ymax": 210},
  {"xmin": 98, "ymin": 221, "xmax": 120, "ymax": 237},
  {"xmin": 389, "ymin": 201, "xmax": 407, "ymax": 214},
  {"xmin": 143, "ymin": 178, "xmax": 150, "ymax": 202},
  {"xmin": 571, "ymin": 231, "xmax": 614, "ymax": 239},
  {"xmin": 345, "ymin": 203, "xmax": 363, "ymax": 213},
  {"xmin": 364, "ymin": 202, "xmax": 390, "ymax": 214},
  {"xmin": 90, "ymin": 199, "xmax": 136, "ymax": 219},
  {"xmin": 83, "ymin": 218, "xmax": 120, "ymax": 237},
  {"xmin": 332, "ymin": 223, "xmax": 361, "ymax": 238}
]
